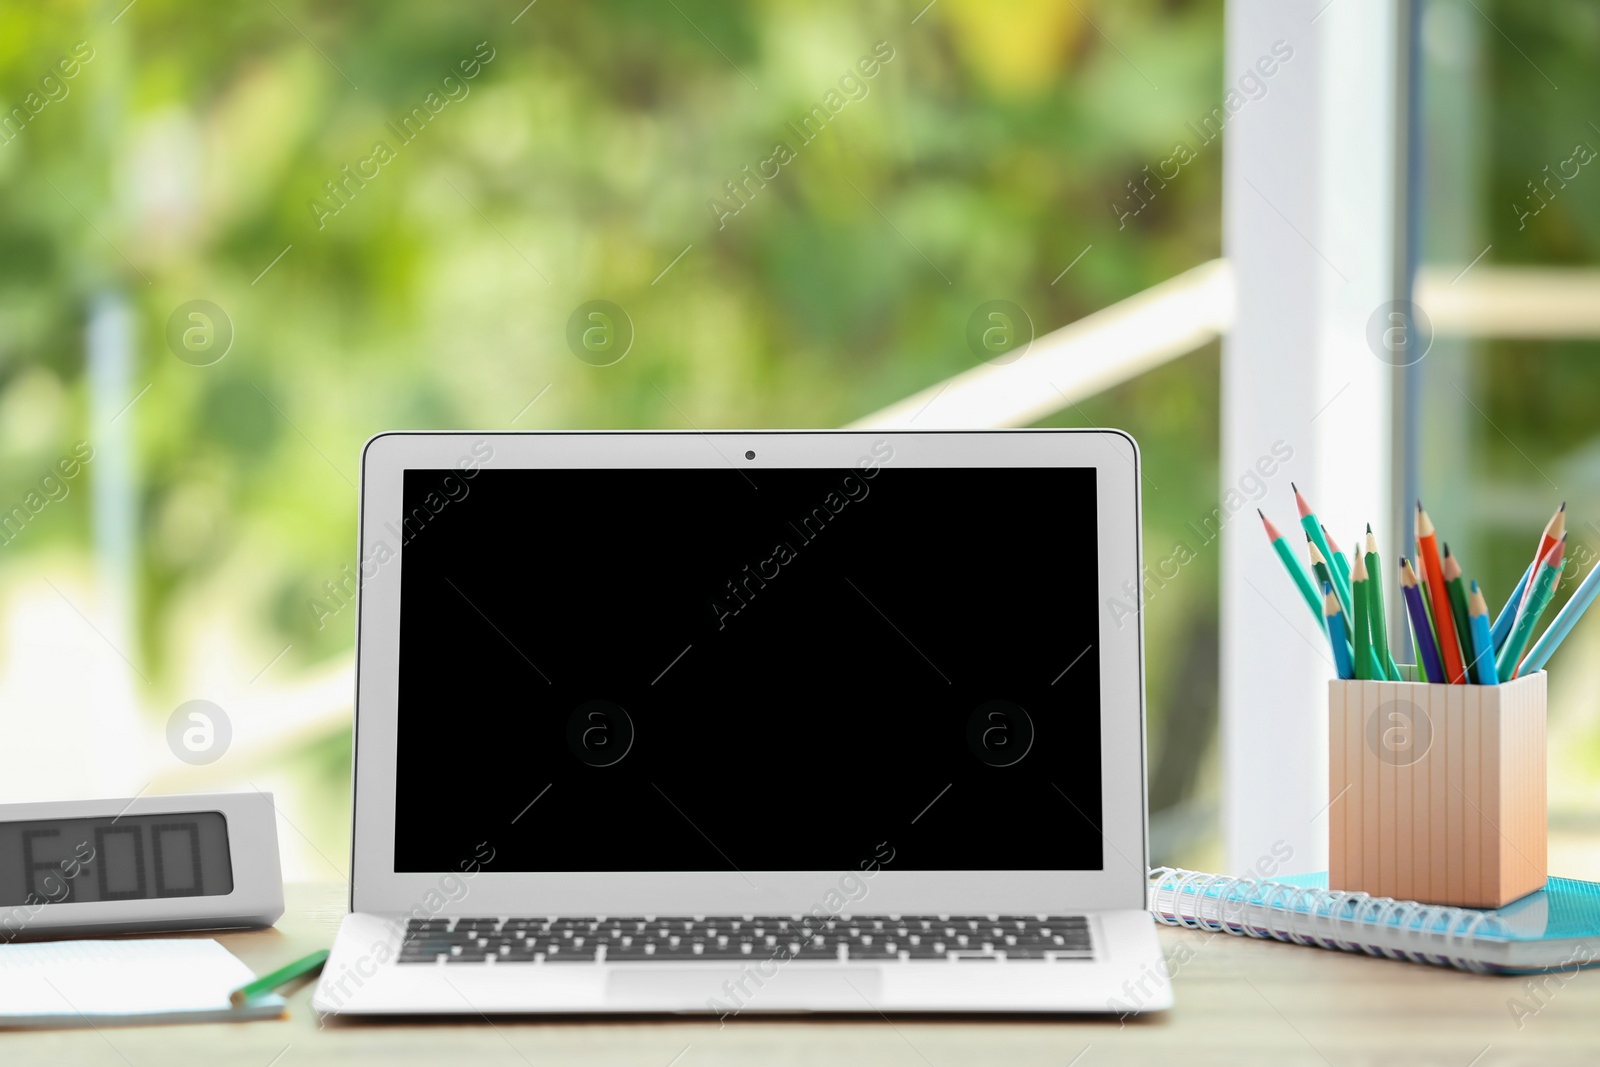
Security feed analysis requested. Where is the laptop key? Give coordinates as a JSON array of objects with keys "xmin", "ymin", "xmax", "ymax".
[
  {"xmin": 397, "ymin": 916, "xmax": 1093, "ymax": 963},
  {"xmin": 691, "ymin": 946, "xmax": 760, "ymax": 960},
  {"xmin": 499, "ymin": 948, "xmax": 539, "ymax": 962}
]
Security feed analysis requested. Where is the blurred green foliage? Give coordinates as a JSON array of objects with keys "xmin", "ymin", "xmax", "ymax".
[{"xmin": 0, "ymin": 0, "xmax": 1230, "ymax": 857}]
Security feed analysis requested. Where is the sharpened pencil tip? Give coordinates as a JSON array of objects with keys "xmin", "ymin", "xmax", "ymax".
[
  {"xmin": 1258, "ymin": 510, "xmax": 1284, "ymax": 542},
  {"xmin": 1366, "ymin": 523, "xmax": 1372, "ymax": 533}
]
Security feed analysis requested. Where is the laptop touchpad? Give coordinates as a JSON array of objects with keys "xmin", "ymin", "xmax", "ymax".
[{"xmin": 606, "ymin": 968, "xmax": 881, "ymax": 1007}]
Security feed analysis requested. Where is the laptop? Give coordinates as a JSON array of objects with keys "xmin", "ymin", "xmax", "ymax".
[{"xmin": 312, "ymin": 429, "xmax": 1171, "ymax": 1016}]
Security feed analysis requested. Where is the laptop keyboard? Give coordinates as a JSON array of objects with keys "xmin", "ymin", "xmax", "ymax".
[{"xmin": 397, "ymin": 915, "xmax": 1093, "ymax": 964}]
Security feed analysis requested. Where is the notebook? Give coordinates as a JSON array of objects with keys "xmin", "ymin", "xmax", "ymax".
[
  {"xmin": 0, "ymin": 938, "xmax": 286, "ymax": 1028},
  {"xmin": 1149, "ymin": 867, "xmax": 1600, "ymax": 974}
]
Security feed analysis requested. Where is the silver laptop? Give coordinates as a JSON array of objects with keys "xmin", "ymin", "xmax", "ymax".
[{"xmin": 313, "ymin": 429, "xmax": 1171, "ymax": 1016}]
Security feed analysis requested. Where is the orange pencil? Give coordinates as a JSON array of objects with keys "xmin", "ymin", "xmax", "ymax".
[{"xmin": 1415, "ymin": 502, "xmax": 1467, "ymax": 684}]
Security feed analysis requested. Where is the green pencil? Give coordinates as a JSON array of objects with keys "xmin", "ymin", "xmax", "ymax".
[
  {"xmin": 1352, "ymin": 550, "xmax": 1374, "ymax": 680},
  {"xmin": 1441, "ymin": 544, "xmax": 1475, "ymax": 681},
  {"xmin": 1260, "ymin": 509, "xmax": 1321, "ymax": 623},
  {"xmin": 1363, "ymin": 526, "xmax": 1402, "ymax": 681},
  {"xmin": 1324, "ymin": 524, "xmax": 1354, "ymax": 599},
  {"xmin": 1296, "ymin": 487, "xmax": 1351, "ymax": 610},
  {"xmin": 229, "ymin": 949, "xmax": 329, "ymax": 1008},
  {"xmin": 1307, "ymin": 541, "xmax": 1348, "ymax": 619}
]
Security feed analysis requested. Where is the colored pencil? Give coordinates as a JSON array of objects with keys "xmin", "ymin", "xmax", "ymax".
[
  {"xmin": 1498, "ymin": 534, "xmax": 1566, "ymax": 681},
  {"xmin": 1364, "ymin": 525, "xmax": 1403, "ymax": 681},
  {"xmin": 1416, "ymin": 503, "xmax": 1467, "ymax": 683},
  {"xmin": 1441, "ymin": 544, "xmax": 1474, "ymax": 676},
  {"xmin": 1467, "ymin": 581, "xmax": 1498, "ymax": 685},
  {"xmin": 1324, "ymin": 525, "xmax": 1353, "ymax": 601},
  {"xmin": 1334, "ymin": 527, "xmax": 1382, "ymax": 682},
  {"xmin": 1296, "ymin": 485, "xmax": 1351, "ymax": 611},
  {"xmin": 1415, "ymin": 533, "xmax": 1439, "ymax": 638},
  {"xmin": 1491, "ymin": 563, "xmax": 1533, "ymax": 652},
  {"xmin": 1352, "ymin": 550, "xmax": 1374, "ymax": 680},
  {"xmin": 1521, "ymin": 549, "xmax": 1600, "ymax": 674},
  {"xmin": 1260, "ymin": 509, "xmax": 1321, "ymax": 623},
  {"xmin": 1307, "ymin": 540, "xmax": 1358, "ymax": 657},
  {"xmin": 1499, "ymin": 502, "xmax": 1566, "ymax": 645},
  {"xmin": 1308, "ymin": 541, "xmax": 1337, "ymax": 607},
  {"xmin": 1299, "ymin": 537, "xmax": 1350, "ymax": 620},
  {"xmin": 1325, "ymin": 583, "xmax": 1355, "ymax": 680},
  {"xmin": 1400, "ymin": 558, "xmax": 1446, "ymax": 684}
]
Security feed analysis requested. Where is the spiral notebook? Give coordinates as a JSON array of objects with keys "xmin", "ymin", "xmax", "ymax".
[{"xmin": 1149, "ymin": 867, "xmax": 1600, "ymax": 974}]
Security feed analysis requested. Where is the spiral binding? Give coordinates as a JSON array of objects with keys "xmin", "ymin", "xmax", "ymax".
[{"xmin": 1147, "ymin": 867, "xmax": 1508, "ymax": 973}]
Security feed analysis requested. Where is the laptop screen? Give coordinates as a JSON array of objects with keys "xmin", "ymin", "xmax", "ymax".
[{"xmin": 389, "ymin": 459, "xmax": 1104, "ymax": 874}]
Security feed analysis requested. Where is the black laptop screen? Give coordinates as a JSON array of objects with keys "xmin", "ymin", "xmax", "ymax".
[{"xmin": 390, "ymin": 459, "xmax": 1104, "ymax": 873}]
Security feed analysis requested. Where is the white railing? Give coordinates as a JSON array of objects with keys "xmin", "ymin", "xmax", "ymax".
[
  {"xmin": 851, "ymin": 259, "xmax": 1237, "ymax": 430},
  {"xmin": 93, "ymin": 262, "xmax": 1600, "ymax": 803},
  {"xmin": 1418, "ymin": 267, "xmax": 1600, "ymax": 338}
]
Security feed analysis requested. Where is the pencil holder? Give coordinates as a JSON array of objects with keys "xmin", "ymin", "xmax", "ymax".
[{"xmin": 1327, "ymin": 668, "xmax": 1547, "ymax": 909}]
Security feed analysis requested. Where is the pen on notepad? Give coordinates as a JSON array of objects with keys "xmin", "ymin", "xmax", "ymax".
[{"xmin": 230, "ymin": 949, "xmax": 329, "ymax": 1008}]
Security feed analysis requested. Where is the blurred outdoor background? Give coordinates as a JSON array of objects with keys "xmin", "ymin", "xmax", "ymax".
[{"xmin": 0, "ymin": 0, "xmax": 1597, "ymax": 881}]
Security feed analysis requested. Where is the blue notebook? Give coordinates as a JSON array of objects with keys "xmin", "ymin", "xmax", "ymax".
[{"xmin": 1149, "ymin": 867, "xmax": 1600, "ymax": 974}]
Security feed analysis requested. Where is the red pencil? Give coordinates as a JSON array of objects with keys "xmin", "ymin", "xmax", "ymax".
[{"xmin": 1416, "ymin": 502, "xmax": 1467, "ymax": 684}]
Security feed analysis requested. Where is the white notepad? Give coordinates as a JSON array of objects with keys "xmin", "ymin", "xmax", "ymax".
[{"xmin": 0, "ymin": 939, "xmax": 285, "ymax": 1028}]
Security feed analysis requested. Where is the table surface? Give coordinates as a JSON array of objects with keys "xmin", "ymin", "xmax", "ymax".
[{"xmin": 6, "ymin": 882, "xmax": 1599, "ymax": 1066}]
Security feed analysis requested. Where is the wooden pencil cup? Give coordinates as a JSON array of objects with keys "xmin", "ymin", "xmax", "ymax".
[{"xmin": 1327, "ymin": 667, "xmax": 1547, "ymax": 908}]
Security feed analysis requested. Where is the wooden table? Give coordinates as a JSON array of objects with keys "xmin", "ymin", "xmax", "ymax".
[{"xmin": 7, "ymin": 883, "xmax": 1598, "ymax": 1065}]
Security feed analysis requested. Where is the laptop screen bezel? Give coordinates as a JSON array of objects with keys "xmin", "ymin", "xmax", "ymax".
[{"xmin": 350, "ymin": 429, "xmax": 1148, "ymax": 915}]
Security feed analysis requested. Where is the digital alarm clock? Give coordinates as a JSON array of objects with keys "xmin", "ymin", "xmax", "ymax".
[{"xmin": 0, "ymin": 791, "xmax": 284, "ymax": 939}]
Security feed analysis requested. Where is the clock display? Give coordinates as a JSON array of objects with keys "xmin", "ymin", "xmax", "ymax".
[{"xmin": 0, "ymin": 811, "xmax": 233, "ymax": 906}]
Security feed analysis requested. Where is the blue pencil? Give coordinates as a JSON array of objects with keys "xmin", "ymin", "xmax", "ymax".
[
  {"xmin": 1467, "ymin": 581, "xmax": 1498, "ymax": 685},
  {"xmin": 1325, "ymin": 582, "xmax": 1354, "ymax": 680},
  {"xmin": 1490, "ymin": 563, "xmax": 1532, "ymax": 652},
  {"xmin": 1521, "ymin": 553, "xmax": 1600, "ymax": 675}
]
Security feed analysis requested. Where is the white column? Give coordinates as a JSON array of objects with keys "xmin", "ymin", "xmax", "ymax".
[{"xmin": 1221, "ymin": 0, "xmax": 1400, "ymax": 874}]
